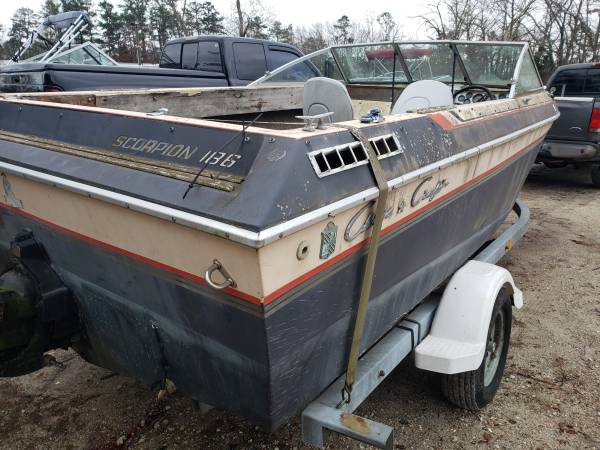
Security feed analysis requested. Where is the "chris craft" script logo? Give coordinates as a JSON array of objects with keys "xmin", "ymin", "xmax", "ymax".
[{"xmin": 410, "ymin": 177, "xmax": 449, "ymax": 207}]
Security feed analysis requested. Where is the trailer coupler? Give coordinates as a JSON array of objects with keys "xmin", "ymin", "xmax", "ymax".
[{"xmin": 0, "ymin": 229, "xmax": 79, "ymax": 377}]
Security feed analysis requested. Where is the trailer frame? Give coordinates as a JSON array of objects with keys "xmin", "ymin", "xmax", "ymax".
[{"xmin": 301, "ymin": 199, "xmax": 530, "ymax": 449}]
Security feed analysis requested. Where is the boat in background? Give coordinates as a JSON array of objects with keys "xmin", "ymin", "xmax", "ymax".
[
  {"xmin": 0, "ymin": 40, "xmax": 557, "ymax": 429},
  {"xmin": 8, "ymin": 11, "xmax": 117, "ymax": 67}
]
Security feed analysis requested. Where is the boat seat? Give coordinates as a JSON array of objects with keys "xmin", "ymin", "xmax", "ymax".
[
  {"xmin": 303, "ymin": 77, "xmax": 354, "ymax": 123},
  {"xmin": 391, "ymin": 80, "xmax": 454, "ymax": 114}
]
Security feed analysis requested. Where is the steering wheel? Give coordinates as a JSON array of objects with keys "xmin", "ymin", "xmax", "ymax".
[{"xmin": 453, "ymin": 85, "xmax": 494, "ymax": 104}]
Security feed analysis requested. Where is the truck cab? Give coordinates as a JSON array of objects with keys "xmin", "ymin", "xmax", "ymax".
[
  {"xmin": 542, "ymin": 63, "xmax": 600, "ymax": 186},
  {"xmin": 159, "ymin": 36, "xmax": 302, "ymax": 86}
]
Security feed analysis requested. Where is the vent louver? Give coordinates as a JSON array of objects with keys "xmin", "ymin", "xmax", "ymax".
[{"xmin": 308, "ymin": 134, "xmax": 403, "ymax": 178}]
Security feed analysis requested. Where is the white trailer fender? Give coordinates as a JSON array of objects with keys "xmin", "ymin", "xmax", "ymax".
[{"xmin": 414, "ymin": 260, "xmax": 523, "ymax": 374}]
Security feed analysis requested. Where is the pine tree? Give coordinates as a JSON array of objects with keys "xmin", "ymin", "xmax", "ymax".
[
  {"xmin": 8, "ymin": 8, "xmax": 39, "ymax": 43},
  {"xmin": 57, "ymin": 0, "xmax": 95, "ymax": 42},
  {"xmin": 0, "ymin": 24, "xmax": 6, "ymax": 59},
  {"xmin": 269, "ymin": 21, "xmax": 293, "ymax": 44},
  {"xmin": 5, "ymin": 7, "xmax": 40, "ymax": 58},
  {"xmin": 246, "ymin": 16, "xmax": 268, "ymax": 39},
  {"xmin": 59, "ymin": 0, "xmax": 92, "ymax": 12},
  {"xmin": 199, "ymin": 1, "xmax": 224, "ymax": 35},
  {"xmin": 333, "ymin": 15, "xmax": 353, "ymax": 44},
  {"xmin": 96, "ymin": 0, "xmax": 121, "ymax": 57},
  {"xmin": 149, "ymin": 0, "xmax": 178, "ymax": 49},
  {"xmin": 36, "ymin": 1, "xmax": 62, "ymax": 45},
  {"xmin": 121, "ymin": 0, "xmax": 149, "ymax": 63},
  {"xmin": 40, "ymin": 0, "xmax": 61, "ymax": 17},
  {"xmin": 184, "ymin": 1, "xmax": 204, "ymax": 35}
]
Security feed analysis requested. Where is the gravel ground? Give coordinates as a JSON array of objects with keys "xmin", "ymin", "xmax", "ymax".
[{"xmin": 1, "ymin": 163, "xmax": 599, "ymax": 450}]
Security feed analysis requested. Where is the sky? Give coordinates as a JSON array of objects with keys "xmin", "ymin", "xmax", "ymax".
[{"xmin": 0, "ymin": 0, "xmax": 430, "ymax": 37}]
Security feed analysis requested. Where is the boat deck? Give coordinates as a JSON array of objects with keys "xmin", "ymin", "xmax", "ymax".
[{"xmin": 1, "ymin": 84, "xmax": 399, "ymax": 129}]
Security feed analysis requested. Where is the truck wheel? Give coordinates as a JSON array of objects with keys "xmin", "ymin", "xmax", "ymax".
[
  {"xmin": 591, "ymin": 166, "xmax": 600, "ymax": 188},
  {"xmin": 441, "ymin": 288, "xmax": 512, "ymax": 410}
]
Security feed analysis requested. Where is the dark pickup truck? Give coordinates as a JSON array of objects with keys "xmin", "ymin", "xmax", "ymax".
[
  {"xmin": 542, "ymin": 63, "xmax": 600, "ymax": 186},
  {"xmin": 0, "ymin": 36, "xmax": 302, "ymax": 93}
]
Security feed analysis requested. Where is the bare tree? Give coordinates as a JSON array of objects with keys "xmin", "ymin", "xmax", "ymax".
[
  {"xmin": 377, "ymin": 12, "xmax": 401, "ymax": 40},
  {"xmin": 418, "ymin": 0, "xmax": 600, "ymax": 79},
  {"xmin": 295, "ymin": 23, "xmax": 328, "ymax": 53},
  {"xmin": 232, "ymin": 0, "xmax": 272, "ymax": 37},
  {"xmin": 235, "ymin": 0, "xmax": 245, "ymax": 36}
]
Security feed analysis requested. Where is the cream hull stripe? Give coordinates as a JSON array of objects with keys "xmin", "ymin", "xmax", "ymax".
[{"xmin": 0, "ymin": 113, "xmax": 558, "ymax": 248}]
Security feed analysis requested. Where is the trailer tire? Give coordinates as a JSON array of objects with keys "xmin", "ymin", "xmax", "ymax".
[
  {"xmin": 543, "ymin": 161, "xmax": 568, "ymax": 169},
  {"xmin": 441, "ymin": 287, "xmax": 512, "ymax": 410},
  {"xmin": 591, "ymin": 166, "xmax": 600, "ymax": 188}
]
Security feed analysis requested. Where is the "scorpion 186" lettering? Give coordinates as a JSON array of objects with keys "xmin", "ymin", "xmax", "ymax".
[{"xmin": 111, "ymin": 135, "xmax": 242, "ymax": 168}]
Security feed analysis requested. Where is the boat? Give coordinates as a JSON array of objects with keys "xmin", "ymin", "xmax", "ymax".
[
  {"xmin": 0, "ymin": 40, "xmax": 558, "ymax": 430},
  {"xmin": 7, "ymin": 10, "xmax": 117, "ymax": 67}
]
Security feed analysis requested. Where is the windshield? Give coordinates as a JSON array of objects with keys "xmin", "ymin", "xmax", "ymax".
[
  {"xmin": 332, "ymin": 44, "xmax": 408, "ymax": 84},
  {"xmin": 25, "ymin": 43, "xmax": 116, "ymax": 66},
  {"xmin": 252, "ymin": 40, "xmax": 537, "ymax": 95},
  {"xmin": 258, "ymin": 49, "xmax": 343, "ymax": 83},
  {"xmin": 79, "ymin": 43, "xmax": 116, "ymax": 65},
  {"xmin": 455, "ymin": 43, "xmax": 522, "ymax": 86},
  {"xmin": 398, "ymin": 43, "xmax": 465, "ymax": 83}
]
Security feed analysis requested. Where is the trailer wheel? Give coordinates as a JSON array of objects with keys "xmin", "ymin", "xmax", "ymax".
[
  {"xmin": 441, "ymin": 287, "xmax": 512, "ymax": 410},
  {"xmin": 591, "ymin": 166, "xmax": 600, "ymax": 188},
  {"xmin": 543, "ymin": 161, "xmax": 567, "ymax": 169}
]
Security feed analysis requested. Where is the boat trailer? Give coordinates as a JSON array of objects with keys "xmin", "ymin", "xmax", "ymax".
[{"xmin": 302, "ymin": 199, "xmax": 530, "ymax": 449}]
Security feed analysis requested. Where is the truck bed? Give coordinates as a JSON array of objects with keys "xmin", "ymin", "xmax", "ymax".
[{"xmin": 0, "ymin": 62, "xmax": 228, "ymax": 92}]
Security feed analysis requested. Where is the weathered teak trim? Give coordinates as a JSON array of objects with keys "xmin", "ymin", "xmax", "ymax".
[{"xmin": 2, "ymin": 85, "xmax": 304, "ymax": 118}]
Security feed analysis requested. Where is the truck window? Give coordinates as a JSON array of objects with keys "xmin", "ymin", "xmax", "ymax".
[
  {"xmin": 550, "ymin": 69, "xmax": 586, "ymax": 96},
  {"xmin": 160, "ymin": 43, "xmax": 182, "ymax": 69},
  {"xmin": 182, "ymin": 43, "xmax": 198, "ymax": 70},
  {"xmin": 197, "ymin": 41, "xmax": 223, "ymax": 72},
  {"xmin": 233, "ymin": 43, "xmax": 267, "ymax": 80},
  {"xmin": 583, "ymin": 69, "xmax": 600, "ymax": 94},
  {"xmin": 269, "ymin": 49, "xmax": 298, "ymax": 69}
]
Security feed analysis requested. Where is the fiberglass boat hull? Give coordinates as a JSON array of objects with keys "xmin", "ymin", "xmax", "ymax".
[
  {"xmin": 0, "ymin": 138, "xmax": 538, "ymax": 429},
  {"xmin": 0, "ymin": 90, "xmax": 556, "ymax": 429}
]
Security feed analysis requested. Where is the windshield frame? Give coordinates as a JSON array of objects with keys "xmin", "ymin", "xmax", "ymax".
[
  {"xmin": 25, "ymin": 42, "xmax": 118, "ymax": 66},
  {"xmin": 251, "ymin": 40, "xmax": 542, "ymax": 98},
  {"xmin": 508, "ymin": 44, "xmax": 544, "ymax": 97}
]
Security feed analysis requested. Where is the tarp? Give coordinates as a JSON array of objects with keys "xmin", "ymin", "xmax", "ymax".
[
  {"xmin": 42, "ymin": 11, "xmax": 90, "ymax": 29},
  {"xmin": 365, "ymin": 47, "xmax": 433, "ymax": 60}
]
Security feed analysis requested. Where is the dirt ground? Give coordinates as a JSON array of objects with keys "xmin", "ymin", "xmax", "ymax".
[{"xmin": 1, "ymin": 163, "xmax": 599, "ymax": 450}]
